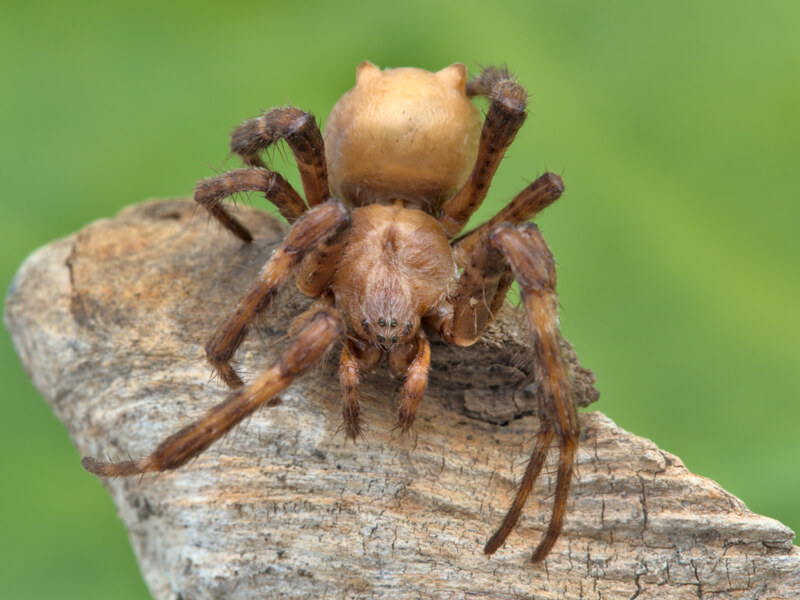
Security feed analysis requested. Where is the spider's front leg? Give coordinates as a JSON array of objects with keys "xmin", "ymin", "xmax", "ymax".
[
  {"xmin": 206, "ymin": 199, "xmax": 349, "ymax": 389},
  {"xmin": 486, "ymin": 223, "xmax": 579, "ymax": 563},
  {"xmin": 82, "ymin": 309, "xmax": 345, "ymax": 477},
  {"xmin": 428, "ymin": 221, "xmax": 578, "ymax": 563}
]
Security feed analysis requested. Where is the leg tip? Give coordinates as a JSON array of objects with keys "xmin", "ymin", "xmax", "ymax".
[
  {"xmin": 483, "ymin": 535, "xmax": 503, "ymax": 556},
  {"xmin": 82, "ymin": 455, "xmax": 148, "ymax": 477},
  {"xmin": 81, "ymin": 456, "xmax": 99, "ymax": 473},
  {"xmin": 344, "ymin": 422, "xmax": 362, "ymax": 442},
  {"xmin": 536, "ymin": 172, "xmax": 564, "ymax": 197},
  {"xmin": 395, "ymin": 407, "xmax": 417, "ymax": 433}
]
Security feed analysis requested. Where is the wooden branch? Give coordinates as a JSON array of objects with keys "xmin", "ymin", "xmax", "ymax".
[{"xmin": 6, "ymin": 200, "xmax": 798, "ymax": 599}]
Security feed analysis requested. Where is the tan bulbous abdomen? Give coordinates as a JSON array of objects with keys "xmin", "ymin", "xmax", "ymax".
[{"xmin": 324, "ymin": 62, "xmax": 482, "ymax": 213}]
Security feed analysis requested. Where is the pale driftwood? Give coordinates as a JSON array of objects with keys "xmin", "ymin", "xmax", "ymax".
[{"xmin": 6, "ymin": 199, "xmax": 798, "ymax": 600}]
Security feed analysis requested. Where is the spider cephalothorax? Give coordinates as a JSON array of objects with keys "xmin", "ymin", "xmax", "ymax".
[{"xmin": 83, "ymin": 61, "xmax": 579, "ymax": 563}]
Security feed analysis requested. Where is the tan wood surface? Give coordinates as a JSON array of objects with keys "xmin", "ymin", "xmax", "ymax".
[{"xmin": 7, "ymin": 200, "xmax": 797, "ymax": 599}]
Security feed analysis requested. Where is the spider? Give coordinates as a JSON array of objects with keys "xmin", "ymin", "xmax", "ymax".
[{"xmin": 82, "ymin": 61, "xmax": 580, "ymax": 563}]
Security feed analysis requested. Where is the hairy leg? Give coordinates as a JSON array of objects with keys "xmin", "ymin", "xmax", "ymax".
[
  {"xmin": 338, "ymin": 339, "xmax": 381, "ymax": 440},
  {"xmin": 206, "ymin": 199, "xmax": 349, "ymax": 389},
  {"xmin": 295, "ymin": 221, "xmax": 351, "ymax": 298},
  {"xmin": 82, "ymin": 310, "xmax": 345, "ymax": 477},
  {"xmin": 425, "ymin": 233, "xmax": 512, "ymax": 346},
  {"xmin": 339, "ymin": 342, "xmax": 361, "ymax": 440},
  {"xmin": 430, "ymin": 220, "xmax": 578, "ymax": 562},
  {"xmin": 194, "ymin": 168, "xmax": 308, "ymax": 242},
  {"xmin": 487, "ymin": 222, "xmax": 579, "ymax": 562},
  {"xmin": 230, "ymin": 107, "xmax": 330, "ymax": 208},
  {"xmin": 392, "ymin": 331, "xmax": 431, "ymax": 431},
  {"xmin": 483, "ymin": 426, "xmax": 555, "ymax": 555},
  {"xmin": 438, "ymin": 67, "xmax": 528, "ymax": 238},
  {"xmin": 452, "ymin": 172, "xmax": 564, "ymax": 266}
]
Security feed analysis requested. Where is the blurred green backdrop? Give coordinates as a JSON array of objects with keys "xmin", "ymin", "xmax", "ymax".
[{"xmin": 2, "ymin": 1, "xmax": 798, "ymax": 598}]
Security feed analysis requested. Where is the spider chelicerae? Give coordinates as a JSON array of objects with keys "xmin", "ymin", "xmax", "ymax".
[{"xmin": 83, "ymin": 61, "xmax": 581, "ymax": 563}]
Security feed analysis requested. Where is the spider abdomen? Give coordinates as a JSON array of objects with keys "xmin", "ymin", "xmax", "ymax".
[
  {"xmin": 332, "ymin": 204, "xmax": 454, "ymax": 346},
  {"xmin": 324, "ymin": 62, "xmax": 482, "ymax": 213}
]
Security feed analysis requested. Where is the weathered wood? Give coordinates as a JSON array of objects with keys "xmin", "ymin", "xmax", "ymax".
[{"xmin": 6, "ymin": 200, "xmax": 798, "ymax": 599}]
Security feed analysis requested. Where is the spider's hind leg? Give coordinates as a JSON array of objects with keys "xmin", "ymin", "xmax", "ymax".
[
  {"xmin": 231, "ymin": 107, "xmax": 330, "ymax": 208},
  {"xmin": 438, "ymin": 66, "xmax": 528, "ymax": 238}
]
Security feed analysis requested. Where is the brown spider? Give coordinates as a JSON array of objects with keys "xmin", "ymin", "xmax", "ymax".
[{"xmin": 82, "ymin": 61, "xmax": 579, "ymax": 563}]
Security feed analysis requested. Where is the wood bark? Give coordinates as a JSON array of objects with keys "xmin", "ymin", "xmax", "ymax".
[{"xmin": 6, "ymin": 199, "xmax": 798, "ymax": 599}]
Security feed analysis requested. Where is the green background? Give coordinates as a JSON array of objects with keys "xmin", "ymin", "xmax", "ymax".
[{"xmin": 2, "ymin": 1, "xmax": 798, "ymax": 598}]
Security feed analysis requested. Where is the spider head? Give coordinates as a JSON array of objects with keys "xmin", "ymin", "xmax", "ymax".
[
  {"xmin": 357, "ymin": 315, "xmax": 420, "ymax": 351},
  {"xmin": 342, "ymin": 274, "xmax": 421, "ymax": 351},
  {"xmin": 324, "ymin": 62, "xmax": 482, "ymax": 212}
]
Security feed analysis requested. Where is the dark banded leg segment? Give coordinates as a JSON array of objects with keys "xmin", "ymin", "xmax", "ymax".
[
  {"xmin": 230, "ymin": 107, "xmax": 330, "ymax": 208},
  {"xmin": 438, "ymin": 67, "xmax": 528, "ymax": 238},
  {"xmin": 194, "ymin": 168, "xmax": 308, "ymax": 242}
]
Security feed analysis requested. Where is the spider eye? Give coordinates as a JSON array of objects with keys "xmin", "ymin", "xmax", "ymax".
[
  {"xmin": 390, "ymin": 319, "xmax": 397, "ymax": 328},
  {"xmin": 361, "ymin": 319, "xmax": 369, "ymax": 330},
  {"xmin": 378, "ymin": 318, "xmax": 386, "ymax": 327},
  {"xmin": 391, "ymin": 336, "xmax": 397, "ymax": 343},
  {"xmin": 377, "ymin": 335, "xmax": 385, "ymax": 343}
]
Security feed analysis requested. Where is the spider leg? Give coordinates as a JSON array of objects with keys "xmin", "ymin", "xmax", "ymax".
[
  {"xmin": 82, "ymin": 309, "xmax": 345, "ymax": 477},
  {"xmin": 339, "ymin": 342, "xmax": 362, "ymax": 440},
  {"xmin": 425, "ymin": 232, "xmax": 512, "ymax": 346},
  {"xmin": 484, "ymin": 426, "xmax": 554, "ymax": 555},
  {"xmin": 531, "ymin": 425, "xmax": 578, "ymax": 562},
  {"xmin": 437, "ymin": 66, "xmax": 528, "ymax": 238},
  {"xmin": 338, "ymin": 339, "xmax": 380, "ymax": 440},
  {"xmin": 451, "ymin": 172, "xmax": 564, "ymax": 267},
  {"xmin": 230, "ymin": 107, "xmax": 330, "ymax": 208},
  {"xmin": 194, "ymin": 168, "xmax": 308, "ymax": 242},
  {"xmin": 206, "ymin": 199, "xmax": 349, "ymax": 389},
  {"xmin": 391, "ymin": 330, "xmax": 431, "ymax": 431},
  {"xmin": 295, "ymin": 220, "xmax": 351, "ymax": 298},
  {"xmin": 428, "ymin": 220, "xmax": 577, "ymax": 562},
  {"xmin": 488, "ymin": 222, "xmax": 579, "ymax": 562}
]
